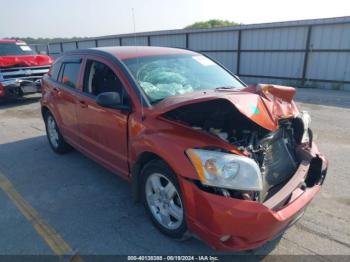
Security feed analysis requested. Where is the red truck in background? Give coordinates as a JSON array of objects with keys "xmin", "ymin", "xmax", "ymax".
[{"xmin": 0, "ymin": 39, "xmax": 52, "ymax": 100}]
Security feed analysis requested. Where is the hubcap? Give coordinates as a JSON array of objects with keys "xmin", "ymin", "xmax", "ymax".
[
  {"xmin": 145, "ymin": 173, "xmax": 183, "ymax": 230},
  {"xmin": 47, "ymin": 116, "xmax": 59, "ymax": 148}
]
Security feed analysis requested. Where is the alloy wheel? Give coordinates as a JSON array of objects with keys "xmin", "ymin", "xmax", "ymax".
[
  {"xmin": 47, "ymin": 115, "xmax": 59, "ymax": 148},
  {"xmin": 145, "ymin": 173, "xmax": 184, "ymax": 230}
]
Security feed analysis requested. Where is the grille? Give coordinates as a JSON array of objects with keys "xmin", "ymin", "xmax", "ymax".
[{"xmin": 0, "ymin": 65, "xmax": 50, "ymax": 81}]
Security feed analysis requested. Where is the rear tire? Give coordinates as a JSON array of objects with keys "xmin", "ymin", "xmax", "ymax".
[
  {"xmin": 141, "ymin": 159, "xmax": 188, "ymax": 240},
  {"xmin": 44, "ymin": 112, "xmax": 71, "ymax": 154}
]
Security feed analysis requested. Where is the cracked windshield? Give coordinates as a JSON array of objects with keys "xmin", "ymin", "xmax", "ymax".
[{"xmin": 123, "ymin": 54, "xmax": 245, "ymax": 103}]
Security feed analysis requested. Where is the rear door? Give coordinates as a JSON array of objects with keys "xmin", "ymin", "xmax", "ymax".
[
  {"xmin": 75, "ymin": 57, "xmax": 131, "ymax": 177},
  {"xmin": 52, "ymin": 57, "xmax": 82, "ymax": 146}
]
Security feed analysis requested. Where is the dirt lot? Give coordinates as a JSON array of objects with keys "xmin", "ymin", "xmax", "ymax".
[{"xmin": 0, "ymin": 89, "xmax": 349, "ymax": 259}]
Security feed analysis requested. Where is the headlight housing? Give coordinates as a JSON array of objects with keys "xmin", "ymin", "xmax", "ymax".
[{"xmin": 186, "ymin": 149, "xmax": 262, "ymax": 191}]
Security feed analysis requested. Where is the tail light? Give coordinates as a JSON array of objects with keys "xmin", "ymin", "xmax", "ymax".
[{"xmin": 0, "ymin": 82, "xmax": 4, "ymax": 97}]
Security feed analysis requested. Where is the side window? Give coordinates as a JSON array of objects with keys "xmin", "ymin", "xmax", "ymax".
[
  {"xmin": 83, "ymin": 60, "xmax": 130, "ymax": 105},
  {"xmin": 49, "ymin": 61, "xmax": 61, "ymax": 81},
  {"xmin": 59, "ymin": 62, "xmax": 81, "ymax": 88}
]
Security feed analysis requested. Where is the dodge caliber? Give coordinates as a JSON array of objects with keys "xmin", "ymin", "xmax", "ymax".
[{"xmin": 41, "ymin": 46, "xmax": 328, "ymax": 251}]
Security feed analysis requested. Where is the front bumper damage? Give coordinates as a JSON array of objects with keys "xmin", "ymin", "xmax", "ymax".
[
  {"xmin": 0, "ymin": 79, "xmax": 42, "ymax": 99},
  {"xmin": 180, "ymin": 142, "xmax": 327, "ymax": 251},
  {"xmin": 0, "ymin": 65, "xmax": 50, "ymax": 99}
]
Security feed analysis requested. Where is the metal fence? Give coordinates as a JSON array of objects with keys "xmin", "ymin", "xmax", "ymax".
[{"xmin": 33, "ymin": 16, "xmax": 350, "ymax": 90}]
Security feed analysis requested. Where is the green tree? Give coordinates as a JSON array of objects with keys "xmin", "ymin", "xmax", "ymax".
[{"xmin": 185, "ymin": 19, "xmax": 240, "ymax": 29}]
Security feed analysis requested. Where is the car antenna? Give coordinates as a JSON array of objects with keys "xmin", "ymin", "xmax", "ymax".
[{"xmin": 132, "ymin": 8, "xmax": 145, "ymax": 122}]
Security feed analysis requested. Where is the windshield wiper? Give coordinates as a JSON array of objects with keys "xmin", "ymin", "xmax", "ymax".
[
  {"xmin": 214, "ymin": 86, "xmax": 236, "ymax": 90},
  {"xmin": 150, "ymin": 98, "xmax": 165, "ymax": 104}
]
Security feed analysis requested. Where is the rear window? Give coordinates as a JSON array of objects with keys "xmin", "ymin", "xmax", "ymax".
[
  {"xmin": 59, "ymin": 62, "xmax": 81, "ymax": 88},
  {"xmin": 0, "ymin": 42, "xmax": 37, "ymax": 56}
]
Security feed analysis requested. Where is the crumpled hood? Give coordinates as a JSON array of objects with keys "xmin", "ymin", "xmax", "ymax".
[
  {"xmin": 0, "ymin": 55, "xmax": 52, "ymax": 68},
  {"xmin": 152, "ymin": 84, "xmax": 299, "ymax": 131}
]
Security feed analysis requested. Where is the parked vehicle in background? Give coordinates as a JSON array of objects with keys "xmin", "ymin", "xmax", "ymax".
[
  {"xmin": 0, "ymin": 39, "xmax": 52, "ymax": 100},
  {"xmin": 41, "ymin": 46, "xmax": 328, "ymax": 251}
]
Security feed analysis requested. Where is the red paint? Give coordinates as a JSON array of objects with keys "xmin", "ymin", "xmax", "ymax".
[
  {"xmin": 151, "ymin": 87, "xmax": 299, "ymax": 131},
  {"xmin": 41, "ymin": 47, "xmax": 327, "ymax": 251},
  {"xmin": 0, "ymin": 39, "xmax": 24, "ymax": 43},
  {"xmin": 0, "ymin": 39, "xmax": 52, "ymax": 68},
  {"xmin": 181, "ymin": 177, "xmax": 321, "ymax": 251},
  {"xmin": 0, "ymin": 39, "xmax": 52, "ymax": 99},
  {"xmin": 0, "ymin": 83, "xmax": 4, "ymax": 97},
  {"xmin": 0, "ymin": 55, "xmax": 52, "ymax": 68},
  {"xmin": 98, "ymin": 46, "xmax": 196, "ymax": 60}
]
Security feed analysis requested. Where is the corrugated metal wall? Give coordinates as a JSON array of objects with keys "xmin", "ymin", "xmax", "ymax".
[
  {"xmin": 151, "ymin": 34, "xmax": 186, "ymax": 48},
  {"xmin": 38, "ymin": 16, "xmax": 350, "ymax": 90}
]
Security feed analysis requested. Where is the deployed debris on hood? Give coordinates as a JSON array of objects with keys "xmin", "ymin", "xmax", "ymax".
[
  {"xmin": 135, "ymin": 59, "xmax": 197, "ymax": 101},
  {"xmin": 140, "ymin": 81, "xmax": 194, "ymax": 101}
]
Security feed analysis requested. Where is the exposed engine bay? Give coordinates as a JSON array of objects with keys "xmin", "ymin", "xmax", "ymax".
[{"xmin": 165, "ymin": 99, "xmax": 308, "ymax": 201}]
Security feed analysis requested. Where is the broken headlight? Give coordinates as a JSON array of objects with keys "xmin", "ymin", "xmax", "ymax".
[{"xmin": 186, "ymin": 149, "xmax": 262, "ymax": 191}]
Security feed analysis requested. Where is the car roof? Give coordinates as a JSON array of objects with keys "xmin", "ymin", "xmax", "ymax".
[
  {"xmin": 67, "ymin": 46, "xmax": 198, "ymax": 60},
  {"xmin": 0, "ymin": 39, "xmax": 25, "ymax": 44}
]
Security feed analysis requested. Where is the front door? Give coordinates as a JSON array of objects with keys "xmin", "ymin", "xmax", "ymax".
[{"xmin": 76, "ymin": 58, "xmax": 131, "ymax": 177}]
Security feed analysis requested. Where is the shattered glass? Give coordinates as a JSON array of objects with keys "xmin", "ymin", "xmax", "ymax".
[{"xmin": 124, "ymin": 55, "xmax": 245, "ymax": 103}]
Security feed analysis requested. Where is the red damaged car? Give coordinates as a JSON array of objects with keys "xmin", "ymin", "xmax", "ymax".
[
  {"xmin": 0, "ymin": 39, "xmax": 52, "ymax": 100},
  {"xmin": 40, "ymin": 46, "xmax": 328, "ymax": 251}
]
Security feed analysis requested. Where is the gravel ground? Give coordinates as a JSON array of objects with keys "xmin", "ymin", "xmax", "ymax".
[{"xmin": 0, "ymin": 89, "xmax": 349, "ymax": 259}]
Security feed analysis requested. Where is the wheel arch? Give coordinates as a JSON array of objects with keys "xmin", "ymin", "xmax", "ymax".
[
  {"xmin": 131, "ymin": 151, "xmax": 167, "ymax": 202},
  {"xmin": 41, "ymin": 106, "xmax": 50, "ymax": 119},
  {"xmin": 41, "ymin": 105, "xmax": 62, "ymax": 130}
]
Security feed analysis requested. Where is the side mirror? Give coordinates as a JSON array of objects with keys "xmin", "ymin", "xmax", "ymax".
[{"xmin": 96, "ymin": 92, "xmax": 130, "ymax": 111}]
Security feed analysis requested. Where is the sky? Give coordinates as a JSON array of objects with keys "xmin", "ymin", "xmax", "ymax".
[{"xmin": 0, "ymin": 0, "xmax": 349, "ymax": 38}]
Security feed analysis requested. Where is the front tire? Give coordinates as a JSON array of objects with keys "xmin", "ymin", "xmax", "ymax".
[
  {"xmin": 44, "ymin": 112, "xmax": 71, "ymax": 154},
  {"xmin": 141, "ymin": 159, "xmax": 188, "ymax": 239}
]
